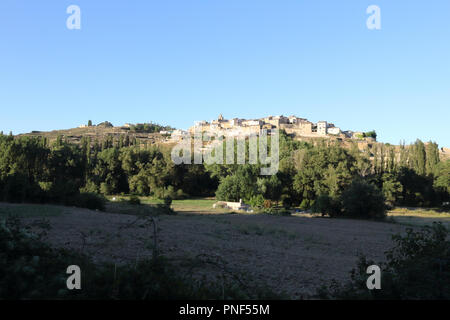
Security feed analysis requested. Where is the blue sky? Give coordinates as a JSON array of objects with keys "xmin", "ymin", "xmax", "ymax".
[{"xmin": 0, "ymin": 0, "xmax": 449, "ymax": 146}]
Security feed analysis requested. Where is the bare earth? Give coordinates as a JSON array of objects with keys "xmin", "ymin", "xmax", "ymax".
[{"xmin": 22, "ymin": 206, "xmax": 409, "ymax": 298}]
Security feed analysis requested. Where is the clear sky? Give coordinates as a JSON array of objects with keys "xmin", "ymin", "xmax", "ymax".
[{"xmin": 0, "ymin": 0, "xmax": 449, "ymax": 147}]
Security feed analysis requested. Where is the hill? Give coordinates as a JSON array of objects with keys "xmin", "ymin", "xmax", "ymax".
[
  {"xmin": 16, "ymin": 121, "xmax": 448, "ymax": 162},
  {"xmin": 17, "ymin": 122, "xmax": 172, "ymax": 147}
]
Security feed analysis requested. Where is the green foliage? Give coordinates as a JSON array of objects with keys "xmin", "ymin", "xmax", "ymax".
[
  {"xmin": 364, "ymin": 130, "xmax": 377, "ymax": 139},
  {"xmin": 0, "ymin": 132, "xmax": 447, "ymax": 213},
  {"xmin": 163, "ymin": 196, "xmax": 172, "ymax": 207},
  {"xmin": 153, "ymin": 185, "xmax": 185, "ymax": 200},
  {"xmin": 434, "ymin": 160, "xmax": 450, "ymax": 195},
  {"xmin": 292, "ymin": 144, "xmax": 357, "ymax": 208},
  {"xmin": 248, "ymin": 194, "xmax": 265, "ymax": 208},
  {"xmin": 215, "ymin": 165, "xmax": 259, "ymax": 202},
  {"xmin": 100, "ymin": 182, "xmax": 112, "ymax": 195},
  {"xmin": 128, "ymin": 195, "xmax": 141, "ymax": 205},
  {"xmin": 397, "ymin": 167, "xmax": 437, "ymax": 207},
  {"xmin": 317, "ymin": 223, "xmax": 450, "ymax": 299},
  {"xmin": 262, "ymin": 207, "xmax": 291, "ymax": 216},
  {"xmin": 73, "ymin": 192, "xmax": 106, "ymax": 211},
  {"xmin": 96, "ymin": 121, "xmax": 113, "ymax": 128},
  {"xmin": 311, "ymin": 194, "xmax": 342, "ymax": 217},
  {"xmin": 79, "ymin": 180, "xmax": 99, "ymax": 194},
  {"xmin": 257, "ymin": 174, "xmax": 283, "ymax": 203},
  {"xmin": 281, "ymin": 196, "xmax": 293, "ymax": 209},
  {"xmin": 412, "ymin": 139, "xmax": 427, "ymax": 176},
  {"xmin": 381, "ymin": 173, "xmax": 403, "ymax": 208},
  {"xmin": 340, "ymin": 180, "xmax": 386, "ymax": 219},
  {"xmin": 129, "ymin": 122, "xmax": 174, "ymax": 134},
  {"xmin": 216, "ymin": 175, "xmax": 242, "ymax": 202},
  {"xmin": 0, "ymin": 216, "xmax": 89, "ymax": 299},
  {"xmin": 425, "ymin": 142, "xmax": 440, "ymax": 176}
]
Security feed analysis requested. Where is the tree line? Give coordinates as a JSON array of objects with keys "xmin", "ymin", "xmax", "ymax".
[{"xmin": 0, "ymin": 131, "xmax": 448, "ymax": 214}]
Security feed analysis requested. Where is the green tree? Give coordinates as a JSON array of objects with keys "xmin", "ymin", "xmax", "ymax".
[
  {"xmin": 215, "ymin": 165, "xmax": 259, "ymax": 202},
  {"xmin": 364, "ymin": 130, "xmax": 377, "ymax": 140},
  {"xmin": 340, "ymin": 180, "xmax": 386, "ymax": 219},
  {"xmin": 434, "ymin": 160, "xmax": 450, "ymax": 195},
  {"xmin": 412, "ymin": 139, "xmax": 426, "ymax": 176},
  {"xmin": 311, "ymin": 194, "xmax": 342, "ymax": 217},
  {"xmin": 381, "ymin": 173, "xmax": 403, "ymax": 208},
  {"xmin": 425, "ymin": 141, "xmax": 440, "ymax": 176}
]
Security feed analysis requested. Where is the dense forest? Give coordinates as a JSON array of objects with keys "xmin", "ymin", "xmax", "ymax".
[{"xmin": 0, "ymin": 131, "xmax": 448, "ymax": 214}]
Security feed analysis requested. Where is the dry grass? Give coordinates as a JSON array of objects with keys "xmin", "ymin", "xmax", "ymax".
[
  {"xmin": 388, "ymin": 207, "xmax": 450, "ymax": 228},
  {"xmin": 4, "ymin": 199, "xmax": 415, "ymax": 299}
]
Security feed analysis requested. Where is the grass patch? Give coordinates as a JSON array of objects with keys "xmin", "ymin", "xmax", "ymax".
[
  {"xmin": 388, "ymin": 207, "xmax": 450, "ymax": 228},
  {"xmin": 107, "ymin": 196, "xmax": 230, "ymax": 215},
  {"xmin": 0, "ymin": 204, "xmax": 63, "ymax": 218}
]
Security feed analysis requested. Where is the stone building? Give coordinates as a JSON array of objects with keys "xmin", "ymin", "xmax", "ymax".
[
  {"xmin": 186, "ymin": 114, "xmax": 347, "ymax": 140},
  {"xmin": 317, "ymin": 121, "xmax": 327, "ymax": 135}
]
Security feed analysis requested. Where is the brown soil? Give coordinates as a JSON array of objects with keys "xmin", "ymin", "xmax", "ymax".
[{"xmin": 25, "ymin": 206, "xmax": 408, "ymax": 298}]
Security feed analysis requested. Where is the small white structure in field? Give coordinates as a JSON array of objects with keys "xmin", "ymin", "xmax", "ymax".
[{"xmin": 213, "ymin": 199, "xmax": 250, "ymax": 211}]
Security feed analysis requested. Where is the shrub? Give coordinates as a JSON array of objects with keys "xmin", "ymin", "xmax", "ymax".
[
  {"xmin": 364, "ymin": 130, "xmax": 377, "ymax": 140},
  {"xmin": 311, "ymin": 194, "xmax": 342, "ymax": 217},
  {"xmin": 248, "ymin": 195, "xmax": 265, "ymax": 208},
  {"xmin": 73, "ymin": 192, "xmax": 106, "ymax": 211},
  {"xmin": 0, "ymin": 216, "xmax": 280, "ymax": 299},
  {"xmin": 299, "ymin": 198, "xmax": 313, "ymax": 211},
  {"xmin": 175, "ymin": 189, "xmax": 188, "ymax": 199},
  {"xmin": 215, "ymin": 175, "xmax": 241, "ymax": 202},
  {"xmin": 263, "ymin": 207, "xmax": 291, "ymax": 216},
  {"xmin": 154, "ymin": 186, "xmax": 185, "ymax": 200},
  {"xmin": 128, "ymin": 195, "xmax": 141, "ymax": 205},
  {"xmin": 340, "ymin": 180, "xmax": 386, "ymax": 219},
  {"xmin": 0, "ymin": 216, "xmax": 91, "ymax": 299},
  {"xmin": 317, "ymin": 222, "xmax": 450, "ymax": 299},
  {"xmin": 1, "ymin": 174, "xmax": 29, "ymax": 203},
  {"xmin": 100, "ymin": 182, "xmax": 112, "ymax": 195},
  {"xmin": 79, "ymin": 180, "xmax": 99, "ymax": 194},
  {"xmin": 443, "ymin": 202, "xmax": 450, "ymax": 211},
  {"xmin": 163, "ymin": 196, "xmax": 172, "ymax": 207},
  {"xmin": 281, "ymin": 196, "xmax": 293, "ymax": 209}
]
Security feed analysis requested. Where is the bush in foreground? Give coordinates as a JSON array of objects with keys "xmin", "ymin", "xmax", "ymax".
[
  {"xmin": 317, "ymin": 222, "xmax": 450, "ymax": 299},
  {"xmin": 1, "ymin": 216, "xmax": 278, "ymax": 299}
]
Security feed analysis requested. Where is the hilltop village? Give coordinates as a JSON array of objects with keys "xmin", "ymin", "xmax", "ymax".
[
  {"xmin": 16, "ymin": 116, "xmax": 450, "ymax": 160},
  {"xmin": 172, "ymin": 114, "xmax": 376, "ymax": 142}
]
